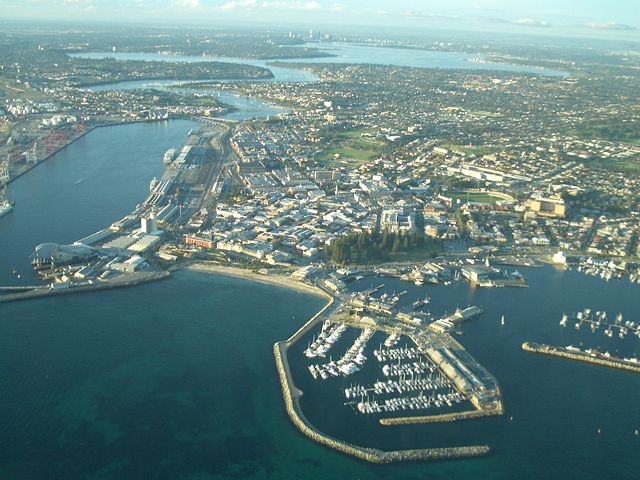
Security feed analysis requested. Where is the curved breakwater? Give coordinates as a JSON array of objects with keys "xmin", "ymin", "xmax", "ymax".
[
  {"xmin": 273, "ymin": 286, "xmax": 492, "ymax": 463},
  {"xmin": 522, "ymin": 342, "xmax": 640, "ymax": 373}
]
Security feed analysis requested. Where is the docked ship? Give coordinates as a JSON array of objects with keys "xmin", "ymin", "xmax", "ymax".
[
  {"xmin": 163, "ymin": 148, "xmax": 177, "ymax": 165},
  {"xmin": 0, "ymin": 199, "xmax": 13, "ymax": 218}
]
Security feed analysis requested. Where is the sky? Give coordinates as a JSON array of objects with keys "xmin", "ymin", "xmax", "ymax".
[{"xmin": 1, "ymin": 0, "xmax": 640, "ymax": 40}]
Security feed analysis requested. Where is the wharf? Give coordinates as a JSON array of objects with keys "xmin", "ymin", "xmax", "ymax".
[
  {"xmin": 522, "ymin": 342, "xmax": 640, "ymax": 373},
  {"xmin": 3, "ymin": 119, "xmax": 170, "ymax": 189},
  {"xmin": 0, "ymin": 271, "xmax": 170, "ymax": 304},
  {"xmin": 399, "ymin": 330, "xmax": 504, "ymax": 424},
  {"xmin": 477, "ymin": 278, "xmax": 528, "ymax": 288}
]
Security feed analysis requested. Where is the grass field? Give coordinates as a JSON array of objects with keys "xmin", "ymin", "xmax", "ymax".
[
  {"xmin": 0, "ymin": 78, "xmax": 46, "ymax": 102},
  {"xmin": 389, "ymin": 241, "xmax": 444, "ymax": 262},
  {"xmin": 318, "ymin": 129, "xmax": 384, "ymax": 166},
  {"xmin": 570, "ymin": 121, "xmax": 640, "ymax": 145},
  {"xmin": 449, "ymin": 191, "xmax": 505, "ymax": 205},
  {"xmin": 597, "ymin": 159, "xmax": 640, "ymax": 174}
]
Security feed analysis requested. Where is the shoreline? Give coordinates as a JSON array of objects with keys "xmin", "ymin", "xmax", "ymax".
[
  {"xmin": 75, "ymin": 72, "xmax": 275, "ymax": 89},
  {"xmin": 4, "ymin": 125, "xmax": 97, "ymax": 187},
  {"xmin": 4, "ymin": 118, "xmax": 186, "ymax": 188},
  {"xmin": 182, "ymin": 262, "xmax": 327, "ymax": 298},
  {"xmin": 184, "ymin": 262, "xmax": 495, "ymax": 462}
]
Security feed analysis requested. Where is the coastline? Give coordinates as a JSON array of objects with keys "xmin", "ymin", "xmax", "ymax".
[
  {"xmin": 182, "ymin": 262, "xmax": 327, "ymax": 298},
  {"xmin": 4, "ymin": 118, "xmax": 183, "ymax": 188}
]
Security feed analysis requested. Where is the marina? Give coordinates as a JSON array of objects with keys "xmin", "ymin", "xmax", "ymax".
[
  {"xmin": 288, "ymin": 287, "xmax": 503, "ymax": 435},
  {"xmin": 561, "ymin": 308, "xmax": 640, "ymax": 340},
  {"xmin": 274, "ymin": 285, "xmax": 495, "ymax": 463}
]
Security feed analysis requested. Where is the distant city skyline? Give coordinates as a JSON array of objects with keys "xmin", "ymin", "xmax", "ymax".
[{"xmin": 1, "ymin": 0, "xmax": 640, "ymax": 41}]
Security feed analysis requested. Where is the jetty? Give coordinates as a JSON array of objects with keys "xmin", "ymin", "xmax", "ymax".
[{"xmin": 522, "ymin": 342, "xmax": 640, "ymax": 373}]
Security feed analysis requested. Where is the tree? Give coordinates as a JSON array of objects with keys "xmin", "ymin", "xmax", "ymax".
[
  {"xmin": 391, "ymin": 236, "xmax": 401, "ymax": 253},
  {"xmin": 357, "ymin": 232, "xmax": 366, "ymax": 250}
]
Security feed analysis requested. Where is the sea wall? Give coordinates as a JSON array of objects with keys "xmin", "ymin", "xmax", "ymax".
[
  {"xmin": 379, "ymin": 406, "xmax": 503, "ymax": 426},
  {"xmin": 522, "ymin": 342, "xmax": 640, "ymax": 373},
  {"xmin": 0, "ymin": 271, "xmax": 170, "ymax": 304}
]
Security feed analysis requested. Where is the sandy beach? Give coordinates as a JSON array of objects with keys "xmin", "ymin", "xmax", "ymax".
[{"xmin": 183, "ymin": 262, "xmax": 329, "ymax": 298}]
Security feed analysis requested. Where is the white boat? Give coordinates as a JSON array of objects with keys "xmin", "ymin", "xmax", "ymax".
[
  {"xmin": 560, "ymin": 314, "xmax": 568, "ymax": 327},
  {"xmin": 501, "ymin": 315, "xmax": 505, "ymax": 327}
]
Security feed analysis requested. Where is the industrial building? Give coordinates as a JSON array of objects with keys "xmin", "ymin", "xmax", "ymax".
[{"xmin": 526, "ymin": 194, "xmax": 566, "ymax": 218}]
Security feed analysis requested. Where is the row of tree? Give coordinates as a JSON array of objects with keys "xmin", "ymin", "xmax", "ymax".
[{"xmin": 323, "ymin": 229, "xmax": 427, "ymax": 264}]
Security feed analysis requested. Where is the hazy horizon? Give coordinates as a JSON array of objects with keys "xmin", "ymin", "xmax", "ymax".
[{"xmin": 1, "ymin": 0, "xmax": 639, "ymax": 42}]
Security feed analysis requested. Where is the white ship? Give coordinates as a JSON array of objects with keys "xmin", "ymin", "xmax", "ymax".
[
  {"xmin": 163, "ymin": 148, "xmax": 177, "ymax": 164},
  {"xmin": 0, "ymin": 200, "xmax": 13, "ymax": 218}
]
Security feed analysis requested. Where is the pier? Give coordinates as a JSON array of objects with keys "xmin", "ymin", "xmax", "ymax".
[{"xmin": 522, "ymin": 342, "xmax": 640, "ymax": 373}]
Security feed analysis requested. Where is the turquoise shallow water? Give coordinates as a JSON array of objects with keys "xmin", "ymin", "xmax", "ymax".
[
  {"xmin": 2, "ymin": 267, "xmax": 638, "ymax": 479},
  {"xmin": 1, "ymin": 119, "xmax": 639, "ymax": 479},
  {"xmin": 0, "ymin": 271, "xmax": 326, "ymax": 479}
]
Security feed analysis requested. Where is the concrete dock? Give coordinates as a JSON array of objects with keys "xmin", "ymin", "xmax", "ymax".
[{"xmin": 522, "ymin": 342, "xmax": 640, "ymax": 373}]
